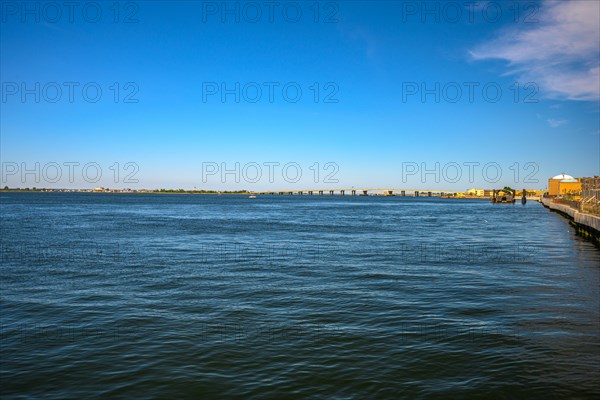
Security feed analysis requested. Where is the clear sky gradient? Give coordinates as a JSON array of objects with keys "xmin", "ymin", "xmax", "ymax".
[{"xmin": 1, "ymin": 0, "xmax": 599, "ymax": 190}]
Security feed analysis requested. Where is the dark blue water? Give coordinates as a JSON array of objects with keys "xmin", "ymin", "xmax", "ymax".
[{"xmin": 1, "ymin": 193, "xmax": 599, "ymax": 398}]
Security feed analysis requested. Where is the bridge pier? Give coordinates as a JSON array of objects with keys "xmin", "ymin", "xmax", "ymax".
[
  {"xmin": 352, "ymin": 190, "xmax": 356, "ymax": 196},
  {"xmin": 415, "ymin": 191, "xmax": 419, "ymax": 197},
  {"xmin": 341, "ymin": 190, "xmax": 345, "ymax": 196},
  {"xmin": 401, "ymin": 190, "xmax": 405, "ymax": 196},
  {"xmin": 329, "ymin": 190, "xmax": 334, "ymax": 195},
  {"xmin": 298, "ymin": 191, "xmax": 303, "ymax": 195},
  {"xmin": 308, "ymin": 191, "xmax": 313, "ymax": 195},
  {"xmin": 319, "ymin": 190, "xmax": 323, "ymax": 195},
  {"xmin": 362, "ymin": 190, "xmax": 368, "ymax": 196},
  {"xmin": 428, "ymin": 191, "xmax": 432, "ymax": 197}
]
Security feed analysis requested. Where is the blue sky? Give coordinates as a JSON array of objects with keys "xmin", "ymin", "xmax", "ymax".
[{"xmin": 1, "ymin": 0, "xmax": 599, "ymax": 190}]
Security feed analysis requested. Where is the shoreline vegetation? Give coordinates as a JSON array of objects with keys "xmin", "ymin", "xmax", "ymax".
[{"xmin": 0, "ymin": 188, "xmax": 251, "ymax": 195}]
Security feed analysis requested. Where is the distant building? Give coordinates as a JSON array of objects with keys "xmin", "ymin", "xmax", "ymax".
[
  {"xmin": 548, "ymin": 174, "xmax": 581, "ymax": 196},
  {"xmin": 466, "ymin": 188, "xmax": 493, "ymax": 197}
]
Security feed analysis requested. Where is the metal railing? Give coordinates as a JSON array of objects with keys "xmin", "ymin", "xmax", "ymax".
[
  {"xmin": 552, "ymin": 197, "xmax": 581, "ymax": 211},
  {"xmin": 580, "ymin": 178, "xmax": 600, "ymax": 216}
]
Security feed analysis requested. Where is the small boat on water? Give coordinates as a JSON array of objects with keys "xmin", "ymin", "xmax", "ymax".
[
  {"xmin": 248, "ymin": 195, "xmax": 257, "ymax": 199},
  {"xmin": 491, "ymin": 189, "xmax": 515, "ymax": 204}
]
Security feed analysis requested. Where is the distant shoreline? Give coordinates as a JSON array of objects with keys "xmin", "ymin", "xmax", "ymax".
[
  {"xmin": 0, "ymin": 189, "xmax": 502, "ymax": 199},
  {"xmin": 0, "ymin": 189, "xmax": 250, "ymax": 195}
]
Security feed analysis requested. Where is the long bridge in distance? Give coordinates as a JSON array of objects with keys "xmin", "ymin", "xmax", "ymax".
[{"xmin": 251, "ymin": 188, "xmax": 456, "ymax": 196}]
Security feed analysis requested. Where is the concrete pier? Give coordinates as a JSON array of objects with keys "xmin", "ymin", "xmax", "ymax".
[{"xmin": 541, "ymin": 197, "xmax": 600, "ymax": 244}]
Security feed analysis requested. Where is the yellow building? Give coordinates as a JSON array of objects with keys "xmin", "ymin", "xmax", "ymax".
[
  {"xmin": 466, "ymin": 188, "xmax": 494, "ymax": 197},
  {"xmin": 548, "ymin": 174, "xmax": 582, "ymax": 197}
]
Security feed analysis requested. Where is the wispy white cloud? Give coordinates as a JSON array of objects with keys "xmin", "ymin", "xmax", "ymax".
[
  {"xmin": 470, "ymin": 1, "xmax": 600, "ymax": 101},
  {"xmin": 547, "ymin": 118, "xmax": 568, "ymax": 128}
]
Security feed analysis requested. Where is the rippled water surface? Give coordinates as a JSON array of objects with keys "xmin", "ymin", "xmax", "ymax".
[{"xmin": 1, "ymin": 193, "xmax": 599, "ymax": 398}]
